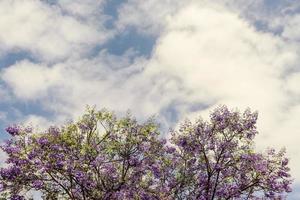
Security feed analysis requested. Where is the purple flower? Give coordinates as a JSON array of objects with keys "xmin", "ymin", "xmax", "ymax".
[
  {"xmin": 129, "ymin": 157, "xmax": 139, "ymax": 166},
  {"xmin": 282, "ymin": 158, "xmax": 289, "ymax": 166},
  {"xmin": 38, "ymin": 137, "xmax": 48, "ymax": 146},
  {"xmin": 50, "ymin": 144, "xmax": 60, "ymax": 151},
  {"xmin": 178, "ymin": 138, "xmax": 187, "ymax": 147},
  {"xmin": 32, "ymin": 180, "xmax": 43, "ymax": 189},
  {"xmin": 48, "ymin": 126, "xmax": 60, "ymax": 135},
  {"xmin": 151, "ymin": 165, "xmax": 160, "ymax": 178},
  {"xmin": 102, "ymin": 163, "xmax": 116, "ymax": 174},
  {"xmin": 3, "ymin": 146, "xmax": 20, "ymax": 154},
  {"xmin": 79, "ymin": 123, "xmax": 89, "ymax": 132},
  {"xmin": 160, "ymin": 138, "xmax": 167, "ymax": 145},
  {"xmin": 10, "ymin": 194, "xmax": 25, "ymax": 200},
  {"xmin": 5, "ymin": 125, "xmax": 21, "ymax": 136},
  {"xmin": 75, "ymin": 171, "xmax": 85, "ymax": 182},
  {"xmin": 24, "ymin": 126, "xmax": 33, "ymax": 133},
  {"xmin": 55, "ymin": 160, "xmax": 64, "ymax": 169},
  {"xmin": 0, "ymin": 166, "xmax": 21, "ymax": 181},
  {"xmin": 28, "ymin": 150, "xmax": 38, "ymax": 160},
  {"xmin": 166, "ymin": 146, "xmax": 176, "ymax": 154}
]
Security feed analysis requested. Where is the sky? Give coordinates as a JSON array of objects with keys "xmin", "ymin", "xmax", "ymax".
[{"xmin": 0, "ymin": 0, "xmax": 300, "ymax": 198}]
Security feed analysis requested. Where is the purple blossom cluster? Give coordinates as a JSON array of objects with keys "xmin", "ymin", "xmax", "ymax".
[
  {"xmin": 0, "ymin": 106, "xmax": 293, "ymax": 199},
  {"xmin": 5, "ymin": 125, "xmax": 21, "ymax": 136},
  {"xmin": 5, "ymin": 125, "xmax": 32, "ymax": 136}
]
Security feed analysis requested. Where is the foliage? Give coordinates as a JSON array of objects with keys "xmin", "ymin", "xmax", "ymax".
[{"xmin": 0, "ymin": 106, "xmax": 292, "ymax": 199}]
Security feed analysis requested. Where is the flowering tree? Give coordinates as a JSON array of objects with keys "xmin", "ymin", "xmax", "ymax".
[
  {"xmin": 0, "ymin": 106, "xmax": 292, "ymax": 199},
  {"xmin": 167, "ymin": 106, "xmax": 292, "ymax": 199}
]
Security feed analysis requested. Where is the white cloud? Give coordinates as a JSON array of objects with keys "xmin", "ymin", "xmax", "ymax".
[
  {"xmin": 1, "ymin": 50, "xmax": 149, "ymax": 117},
  {"xmin": 23, "ymin": 114, "xmax": 57, "ymax": 131},
  {"xmin": 286, "ymin": 72, "xmax": 300, "ymax": 96},
  {"xmin": 57, "ymin": 0, "xmax": 105, "ymax": 18},
  {"xmin": 0, "ymin": 0, "xmax": 111, "ymax": 61},
  {"xmin": 281, "ymin": 14, "xmax": 300, "ymax": 41},
  {"xmin": 0, "ymin": 84, "xmax": 11, "ymax": 102},
  {"xmin": 146, "ymin": 2, "xmax": 296, "ymax": 118},
  {"xmin": 1, "ymin": 60, "xmax": 62, "ymax": 100},
  {"xmin": 116, "ymin": 0, "xmax": 185, "ymax": 35}
]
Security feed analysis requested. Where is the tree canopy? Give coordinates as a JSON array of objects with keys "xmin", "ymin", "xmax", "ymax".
[{"xmin": 0, "ymin": 106, "xmax": 292, "ymax": 199}]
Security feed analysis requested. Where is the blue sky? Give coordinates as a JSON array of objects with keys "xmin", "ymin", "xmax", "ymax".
[{"xmin": 0, "ymin": 0, "xmax": 300, "ymax": 198}]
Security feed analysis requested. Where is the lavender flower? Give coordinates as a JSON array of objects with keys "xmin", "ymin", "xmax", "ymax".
[{"xmin": 5, "ymin": 125, "xmax": 21, "ymax": 136}]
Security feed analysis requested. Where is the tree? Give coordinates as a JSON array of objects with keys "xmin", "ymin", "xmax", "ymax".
[
  {"xmin": 0, "ymin": 106, "xmax": 292, "ymax": 199},
  {"xmin": 167, "ymin": 106, "xmax": 292, "ymax": 199}
]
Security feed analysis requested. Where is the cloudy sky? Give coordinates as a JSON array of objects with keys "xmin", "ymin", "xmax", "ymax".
[{"xmin": 0, "ymin": 0, "xmax": 300, "ymax": 198}]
